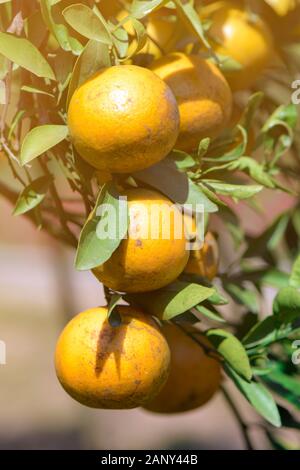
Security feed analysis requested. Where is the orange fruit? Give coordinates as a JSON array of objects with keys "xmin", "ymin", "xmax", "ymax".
[
  {"xmin": 185, "ymin": 232, "xmax": 219, "ymax": 281},
  {"xmin": 55, "ymin": 306, "xmax": 170, "ymax": 409},
  {"xmin": 150, "ymin": 52, "xmax": 232, "ymax": 152},
  {"xmin": 204, "ymin": 1, "xmax": 274, "ymax": 90},
  {"xmin": 144, "ymin": 323, "xmax": 221, "ymax": 413},
  {"xmin": 68, "ymin": 65, "xmax": 179, "ymax": 173},
  {"xmin": 258, "ymin": 1, "xmax": 300, "ymax": 42},
  {"xmin": 93, "ymin": 188, "xmax": 189, "ymax": 293}
]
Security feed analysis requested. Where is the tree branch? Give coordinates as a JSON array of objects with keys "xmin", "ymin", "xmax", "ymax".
[{"xmin": 222, "ymin": 386, "xmax": 254, "ymax": 450}]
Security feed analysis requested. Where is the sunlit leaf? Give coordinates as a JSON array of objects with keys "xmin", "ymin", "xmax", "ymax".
[
  {"xmin": 0, "ymin": 32, "xmax": 55, "ymax": 79},
  {"xmin": 207, "ymin": 329, "xmax": 252, "ymax": 380},
  {"xmin": 21, "ymin": 125, "xmax": 68, "ymax": 165},
  {"xmin": 63, "ymin": 4, "xmax": 112, "ymax": 44},
  {"xmin": 67, "ymin": 39, "xmax": 111, "ymax": 107},
  {"xmin": 127, "ymin": 281, "xmax": 214, "ymax": 320},
  {"xmin": 13, "ymin": 176, "xmax": 51, "ymax": 216},
  {"xmin": 75, "ymin": 183, "xmax": 128, "ymax": 271},
  {"xmin": 134, "ymin": 158, "xmax": 218, "ymax": 213},
  {"xmin": 225, "ymin": 364, "xmax": 281, "ymax": 427}
]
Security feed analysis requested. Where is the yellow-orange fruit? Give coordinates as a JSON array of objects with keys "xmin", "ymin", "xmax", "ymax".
[
  {"xmin": 145, "ymin": 8, "xmax": 186, "ymax": 54},
  {"xmin": 262, "ymin": 0, "xmax": 297, "ymax": 17},
  {"xmin": 55, "ymin": 306, "xmax": 170, "ymax": 409},
  {"xmin": 259, "ymin": 1, "xmax": 300, "ymax": 42},
  {"xmin": 185, "ymin": 232, "xmax": 219, "ymax": 281},
  {"xmin": 205, "ymin": 1, "xmax": 274, "ymax": 90},
  {"xmin": 68, "ymin": 65, "xmax": 180, "ymax": 173},
  {"xmin": 144, "ymin": 323, "xmax": 221, "ymax": 413},
  {"xmin": 93, "ymin": 188, "xmax": 189, "ymax": 293},
  {"xmin": 150, "ymin": 52, "xmax": 232, "ymax": 152}
]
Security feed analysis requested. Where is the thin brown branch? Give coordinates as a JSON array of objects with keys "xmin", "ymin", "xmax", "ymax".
[
  {"xmin": 0, "ymin": 180, "xmax": 76, "ymax": 249},
  {"xmin": 39, "ymin": 158, "xmax": 78, "ymax": 247}
]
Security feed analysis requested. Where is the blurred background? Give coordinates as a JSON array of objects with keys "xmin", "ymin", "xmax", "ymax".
[{"xmin": 1, "ymin": 160, "xmax": 296, "ymax": 450}]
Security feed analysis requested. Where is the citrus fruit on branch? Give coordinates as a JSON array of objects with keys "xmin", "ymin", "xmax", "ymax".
[
  {"xmin": 144, "ymin": 323, "xmax": 222, "ymax": 414},
  {"xmin": 93, "ymin": 188, "xmax": 190, "ymax": 293},
  {"xmin": 68, "ymin": 65, "xmax": 180, "ymax": 173},
  {"xmin": 55, "ymin": 306, "xmax": 170, "ymax": 409},
  {"xmin": 203, "ymin": 1, "xmax": 274, "ymax": 90},
  {"xmin": 150, "ymin": 52, "xmax": 232, "ymax": 152},
  {"xmin": 184, "ymin": 231, "xmax": 219, "ymax": 281}
]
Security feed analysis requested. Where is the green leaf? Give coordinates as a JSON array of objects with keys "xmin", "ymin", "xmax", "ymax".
[
  {"xmin": 278, "ymin": 406, "xmax": 300, "ymax": 430},
  {"xmin": 267, "ymin": 367, "xmax": 300, "ymax": 397},
  {"xmin": 290, "ymin": 253, "xmax": 300, "ymax": 289},
  {"xmin": 21, "ymin": 125, "xmax": 68, "ymax": 165},
  {"xmin": 224, "ymin": 283, "xmax": 259, "ymax": 314},
  {"xmin": 130, "ymin": 0, "xmax": 167, "ymax": 19},
  {"xmin": 216, "ymin": 53, "xmax": 242, "ymax": 72},
  {"xmin": 258, "ymin": 268, "xmax": 290, "ymax": 289},
  {"xmin": 208, "ymin": 289, "xmax": 229, "ymax": 306},
  {"xmin": 242, "ymin": 315, "xmax": 300, "ymax": 349},
  {"xmin": 205, "ymin": 181, "xmax": 263, "ymax": 200},
  {"xmin": 263, "ymin": 366, "xmax": 300, "ymax": 411},
  {"xmin": 0, "ymin": 32, "xmax": 55, "ymax": 80},
  {"xmin": 134, "ymin": 158, "xmax": 218, "ymax": 213},
  {"xmin": 243, "ymin": 316, "xmax": 277, "ymax": 348},
  {"xmin": 197, "ymin": 137, "xmax": 211, "ymax": 159},
  {"xmin": 266, "ymin": 431, "xmax": 298, "ymax": 451},
  {"xmin": 127, "ymin": 281, "xmax": 214, "ymax": 320},
  {"xmin": 40, "ymin": 0, "xmax": 83, "ymax": 54},
  {"xmin": 259, "ymin": 104, "xmax": 298, "ymax": 165},
  {"xmin": 242, "ymin": 92, "xmax": 264, "ymax": 131},
  {"xmin": 170, "ymin": 149, "xmax": 196, "ymax": 170},
  {"xmin": 63, "ymin": 4, "xmax": 112, "ymax": 44},
  {"xmin": 107, "ymin": 293, "xmax": 122, "ymax": 320},
  {"xmin": 227, "ymin": 157, "xmax": 277, "ymax": 188},
  {"xmin": 195, "ymin": 304, "xmax": 225, "ymax": 323},
  {"xmin": 273, "ymin": 287, "xmax": 300, "ymax": 324},
  {"xmin": 13, "ymin": 176, "xmax": 51, "ymax": 216},
  {"xmin": 127, "ymin": 17, "xmax": 147, "ymax": 56},
  {"xmin": 207, "ymin": 329, "xmax": 252, "ymax": 381},
  {"xmin": 225, "ymin": 365, "xmax": 281, "ymax": 427},
  {"xmin": 262, "ymin": 104, "xmax": 298, "ymax": 134},
  {"xmin": 174, "ymin": 0, "xmax": 211, "ymax": 49},
  {"xmin": 21, "ymin": 85, "xmax": 54, "ymax": 98},
  {"xmin": 75, "ymin": 183, "xmax": 128, "ymax": 271},
  {"xmin": 245, "ymin": 213, "xmax": 290, "ymax": 258},
  {"xmin": 8, "ymin": 110, "xmax": 25, "ymax": 142},
  {"xmin": 67, "ymin": 39, "xmax": 111, "ymax": 107},
  {"xmin": 110, "ymin": 20, "xmax": 128, "ymax": 59}
]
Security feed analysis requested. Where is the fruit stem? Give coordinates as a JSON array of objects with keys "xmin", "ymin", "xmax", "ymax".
[
  {"xmin": 173, "ymin": 321, "xmax": 222, "ymax": 362},
  {"xmin": 222, "ymin": 386, "xmax": 254, "ymax": 450}
]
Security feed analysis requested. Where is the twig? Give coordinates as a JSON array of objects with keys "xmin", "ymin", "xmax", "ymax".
[
  {"xmin": 0, "ymin": 180, "xmax": 75, "ymax": 248},
  {"xmin": 222, "ymin": 386, "xmax": 254, "ymax": 450},
  {"xmin": 39, "ymin": 158, "xmax": 78, "ymax": 248},
  {"xmin": 173, "ymin": 321, "xmax": 222, "ymax": 362},
  {"xmin": 103, "ymin": 285, "xmax": 112, "ymax": 305}
]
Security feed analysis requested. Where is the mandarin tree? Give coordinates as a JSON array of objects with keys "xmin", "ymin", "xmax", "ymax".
[{"xmin": 0, "ymin": 0, "xmax": 300, "ymax": 451}]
